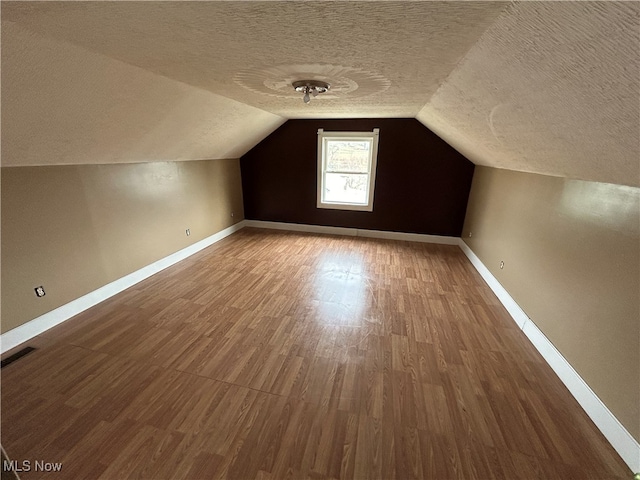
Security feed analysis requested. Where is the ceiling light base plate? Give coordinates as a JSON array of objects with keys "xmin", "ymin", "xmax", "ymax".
[{"xmin": 293, "ymin": 80, "xmax": 330, "ymax": 103}]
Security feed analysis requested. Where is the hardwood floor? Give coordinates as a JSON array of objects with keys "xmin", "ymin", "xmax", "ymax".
[{"xmin": 1, "ymin": 228, "xmax": 631, "ymax": 479}]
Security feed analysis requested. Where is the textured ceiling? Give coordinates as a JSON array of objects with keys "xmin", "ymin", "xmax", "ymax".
[
  {"xmin": 1, "ymin": 1, "xmax": 508, "ymax": 118},
  {"xmin": 417, "ymin": 1, "xmax": 640, "ymax": 187},
  {"xmin": 2, "ymin": 1, "xmax": 639, "ymax": 186},
  {"xmin": 1, "ymin": 21, "xmax": 285, "ymax": 167}
]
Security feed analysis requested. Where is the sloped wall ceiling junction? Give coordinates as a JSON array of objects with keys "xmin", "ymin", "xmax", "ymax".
[
  {"xmin": 1, "ymin": 0, "xmax": 639, "ymax": 463},
  {"xmin": 241, "ymin": 119, "xmax": 474, "ymax": 236},
  {"xmin": 1, "ymin": 21, "xmax": 285, "ymax": 166},
  {"xmin": 417, "ymin": 1, "xmax": 640, "ymax": 187},
  {"xmin": 3, "ymin": 1, "xmax": 638, "ymax": 187},
  {"xmin": 0, "ymin": 1, "xmax": 507, "ymax": 120},
  {"xmin": 1, "ymin": 21, "xmax": 255, "ymax": 331}
]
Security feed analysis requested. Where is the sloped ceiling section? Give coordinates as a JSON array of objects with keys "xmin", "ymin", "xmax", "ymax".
[
  {"xmin": 1, "ymin": 21, "xmax": 285, "ymax": 167},
  {"xmin": 1, "ymin": 1, "xmax": 507, "ymax": 119},
  {"xmin": 418, "ymin": 1, "xmax": 640, "ymax": 187},
  {"xmin": 2, "ymin": 1, "xmax": 639, "ymax": 187}
]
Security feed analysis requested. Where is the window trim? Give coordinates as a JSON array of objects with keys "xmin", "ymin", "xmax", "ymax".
[{"xmin": 316, "ymin": 128, "xmax": 380, "ymax": 212}]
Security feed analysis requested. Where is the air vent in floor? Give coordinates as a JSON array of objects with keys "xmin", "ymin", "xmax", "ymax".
[{"xmin": 1, "ymin": 346, "xmax": 36, "ymax": 369}]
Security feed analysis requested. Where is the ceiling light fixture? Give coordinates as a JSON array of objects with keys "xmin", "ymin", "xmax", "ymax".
[{"xmin": 292, "ymin": 80, "xmax": 330, "ymax": 104}]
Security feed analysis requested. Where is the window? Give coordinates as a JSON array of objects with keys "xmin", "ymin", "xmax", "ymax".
[{"xmin": 317, "ymin": 128, "xmax": 380, "ymax": 211}]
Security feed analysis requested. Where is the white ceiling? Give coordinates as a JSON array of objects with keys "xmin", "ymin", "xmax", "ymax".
[
  {"xmin": 2, "ymin": 1, "xmax": 639, "ymax": 186},
  {"xmin": 418, "ymin": 1, "xmax": 640, "ymax": 187}
]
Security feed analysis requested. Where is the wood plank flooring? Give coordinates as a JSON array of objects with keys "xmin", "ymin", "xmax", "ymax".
[{"xmin": 1, "ymin": 228, "xmax": 632, "ymax": 479}]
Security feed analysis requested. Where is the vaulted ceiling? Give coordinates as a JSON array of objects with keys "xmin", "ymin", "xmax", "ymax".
[{"xmin": 2, "ymin": 1, "xmax": 639, "ymax": 187}]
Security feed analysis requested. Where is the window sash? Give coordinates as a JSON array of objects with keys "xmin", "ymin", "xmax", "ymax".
[{"xmin": 317, "ymin": 129, "xmax": 380, "ymax": 212}]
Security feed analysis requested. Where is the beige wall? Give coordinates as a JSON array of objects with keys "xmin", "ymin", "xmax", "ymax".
[
  {"xmin": 1, "ymin": 159, "xmax": 244, "ymax": 333},
  {"xmin": 463, "ymin": 166, "xmax": 640, "ymax": 441},
  {"xmin": 1, "ymin": 20, "xmax": 256, "ymax": 335}
]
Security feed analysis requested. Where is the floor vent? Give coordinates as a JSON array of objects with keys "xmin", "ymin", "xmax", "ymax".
[{"xmin": 1, "ymin": 346, "xmax": 36, "ymax": 369}]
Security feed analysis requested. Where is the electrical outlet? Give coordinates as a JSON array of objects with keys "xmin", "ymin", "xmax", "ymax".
[
  {"xmin": 500, "ymin": 261, "xmax": 504, "ymax": 269},
  {"xmin": 231, "ymin": 212, "xmax": 234, "ymax": 218},
  {"xmin": 468, "ymin": 232, "xmax": 472, "ymax": 238},
  {"xmin": 34, "ymin": 286, "xmax": 46, "ymax": 297},
  {"xmin": 186, "ymin": 228, "xmax": 190, "ymax": 236}
]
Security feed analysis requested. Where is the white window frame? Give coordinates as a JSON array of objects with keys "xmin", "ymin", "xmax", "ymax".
[{"xmin": 317, "ymin": 128, "xmax": 380, "ymax": 212}]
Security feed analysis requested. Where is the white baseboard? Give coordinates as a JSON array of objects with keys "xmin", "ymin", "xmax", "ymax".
[
  {"xmin": 0, "ymin": 221, "xmax": 246, "ymax": 354},
  {"xmin": 521, "ymin": 320, "xmax": 640, "ymax": 473},
  {"xmin": 458, "ymin": 241, "xmax": 530, "ymax": 329},
  {"xmin": 3, "ymin": 221, "xmax": 637, "ymax": 473},
  {"xmin": 458, "ymin": 239, "xmax": 640, "ymax": 474},
  {"xmin": 244, "ymin": 220, "xmax": 460, "ymax": 245},
  {"xmin": 1, "ymin": 220, "xmax": 452, "ymax": 353}
]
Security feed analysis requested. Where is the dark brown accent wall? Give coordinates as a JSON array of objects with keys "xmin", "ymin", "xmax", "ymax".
[{"xmin": 240, "ymin": 119, "xmax": 474, "ymax": 236}]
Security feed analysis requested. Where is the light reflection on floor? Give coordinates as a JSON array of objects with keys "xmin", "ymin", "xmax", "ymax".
[{"xmin": 312, "ymin": 250, "xmax": 372, "ymax": 326}]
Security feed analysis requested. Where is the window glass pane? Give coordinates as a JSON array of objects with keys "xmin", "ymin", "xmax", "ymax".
[
  {"xmin": 323, "ymin": 172, "xmax": 368, "ymax": 205},
  {"xmin": 325, "ymin": 140, "xmax": 370, "ymax": 173}
]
